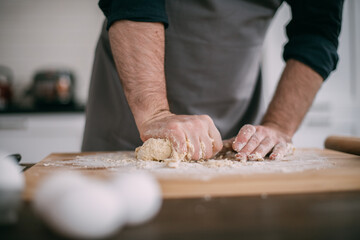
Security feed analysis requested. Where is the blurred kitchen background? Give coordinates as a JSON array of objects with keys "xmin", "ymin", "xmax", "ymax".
[{"xmin": 0, "ymin": 0, "xmax": 359, "ymax": 163}]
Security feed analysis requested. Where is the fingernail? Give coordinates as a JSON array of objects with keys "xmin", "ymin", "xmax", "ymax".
[
  {"xmin": 270, "ymin": 153, "xmax": 283, "ymax": 160},
  {"xmin": 269, "ymin": 153, "xmax": 276, "ymax": 160},
  {"xmin": 235, "ymin": 152, "xmax": 247, "ymax": 163}
]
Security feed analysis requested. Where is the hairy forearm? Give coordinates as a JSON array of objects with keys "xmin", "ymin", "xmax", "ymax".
[
  {"xmin": 261, "ymin": 59, "xmax": 323, "ymax": 137},
  {"xmin": 109, "ymin": 21, "xmax": 169, "ymax": 128},
  {"xmin": 108, "ymin": 21, "xmax": 223, "ymax": 157}
]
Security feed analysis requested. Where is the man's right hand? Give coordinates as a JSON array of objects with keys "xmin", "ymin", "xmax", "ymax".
[
  {"xmin": 109, "ymin": 21, "xmax": 221, "ymax": 159},
  {"xmin": 138, "ymin": 111, "xmax": 223, "ymax": 160}
]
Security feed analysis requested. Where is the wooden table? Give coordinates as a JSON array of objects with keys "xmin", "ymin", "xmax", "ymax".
[{"xmin": 2, "ymin": 149, "xmax": 360, "ymax": 239}]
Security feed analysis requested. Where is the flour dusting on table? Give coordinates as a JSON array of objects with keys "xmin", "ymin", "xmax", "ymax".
[{"xmin": 41, "ymin": 149, "xmax": 335, "ymax": 180}]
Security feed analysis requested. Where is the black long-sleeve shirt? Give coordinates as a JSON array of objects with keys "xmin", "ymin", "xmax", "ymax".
[{"xmin": 98, "ymin": 0, "xmax": 343, "ymax": 80}]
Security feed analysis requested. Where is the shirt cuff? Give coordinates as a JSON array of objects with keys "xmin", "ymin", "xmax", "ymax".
[
  {"xmin": 99, "ymin": 0, "xmax": 168, "ymax": 30},
  {"xmin": 283, "ymin": 34, "xmax": 339, "ymax": 80}
]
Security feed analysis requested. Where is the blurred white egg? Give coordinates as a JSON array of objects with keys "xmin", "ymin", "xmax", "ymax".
[
  {"xmin": 46, "ymin": 181, "xmax": 126, "ymax": 239},
  {"xmin": 33, "ymin": 171, "xmax": 88, "ymax": 217},
  {"xmin": 0, "ymin": 154, "xmax": 25, "ymax": 224},
  {"xmin": 0, "ymin": 153, "xmax": 24, "ymax": 190},
  {"xmin": 112, "ymin": 172, "xmax": 162, "ymax": 226}
]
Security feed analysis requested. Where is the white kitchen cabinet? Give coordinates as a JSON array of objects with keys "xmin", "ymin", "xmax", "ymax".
[{"xmin": 0, "ymin": 113, "xmax": 85, "ymax": 163}]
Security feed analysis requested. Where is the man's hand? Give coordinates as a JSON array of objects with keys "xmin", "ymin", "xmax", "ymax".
[
  {"xmin": 229, "ymin": 59, "xmax": 323, "ymax": 161},
  {"xmin": 109, "ymin": 21, "xmax": 222, "ymax": 160},
  {"xmin": 139, "ymin": 111, "xmax": 223, "ymax": 160},
  {"xmin": 231, "ymin": 124, "xmax": 292, "ymax": 161}
]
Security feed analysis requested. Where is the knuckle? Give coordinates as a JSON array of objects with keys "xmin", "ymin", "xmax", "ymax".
[
  {"xmin": 256, "ymin": 129, "xmax": 263, "ymax": 136},
  {"xmin": 252, "ymin": 135, "xmax": 261, "ymax": 144},
  {"xmin": 202, "ymin": 114, "xmax": 212, "ymax": 123},
  {"xmin": 167, "ymin": 122, "xmax": 181, "ymax": 131},
  {"xmin": 263, "ymin": 137, "xmax": 273, "ymax": 146},
  {"xmin": 215, "ymin": 141, "xmax": 223, "ymax": 152},
  {"xmin": 247, "ymin": 124, "xmax": 256, "ymax": 131},
  {"xmin": 191, "ymin": 117, "xmax": 203, "ymax": 126},
  {"xmin": 199, "ymin": 114, "xmax": 207, "ymax": 119},
  {"xmin": 213, "ymin": 129, "xmax": 222, "ymax": 139},
  {"xmin": 256, "ymin": 126, "xmax": 266, "ymax": 135},
  {"xmin": 196, "ymin": 117, "xmax": 204, "ymax": 125}
]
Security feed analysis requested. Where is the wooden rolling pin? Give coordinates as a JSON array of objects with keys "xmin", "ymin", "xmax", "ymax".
[{"xmin": 325, "ymin": 136, "xmax": 360, "ymax": 155}]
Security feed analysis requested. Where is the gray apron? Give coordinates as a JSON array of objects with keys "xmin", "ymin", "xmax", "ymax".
[{"xmin": 82, "ymin": 0, "xmax": 282, "ymax": 151}]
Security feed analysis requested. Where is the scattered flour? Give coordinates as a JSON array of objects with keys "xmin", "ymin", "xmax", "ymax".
[{"xmin": 41, "ymin": 149, "xmax": 335, "ymax": 180}]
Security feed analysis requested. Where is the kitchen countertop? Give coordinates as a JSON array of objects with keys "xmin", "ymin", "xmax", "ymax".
[{"xmin": 0, "ymin": 104, "xmax": 85, "ymax": 115}]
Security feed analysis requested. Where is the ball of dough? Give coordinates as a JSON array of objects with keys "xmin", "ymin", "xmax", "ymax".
[
  {"xmin": 135, "ymin": 138, "xmax": 172, "ymax": 161},
  {"xmin": 33, "ymin": 171, "xmax": 88, "ymax": 217},
  {"xmin": 45, "ymin": 181, "xmax": 125, "ymax": 239},
  {"xmin": 112, "ymin": 172, "xmax": 162, "ymax": 226}
]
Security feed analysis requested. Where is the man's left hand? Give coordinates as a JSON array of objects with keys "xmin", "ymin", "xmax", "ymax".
[{"xmin": 229, "ymin": 124, "xmax": 292, "ymax": 161}]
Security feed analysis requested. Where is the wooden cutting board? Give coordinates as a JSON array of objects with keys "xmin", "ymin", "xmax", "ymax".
[{"xmin": 23, "ymin": 148, "xmax": 360, "ymax": 201}]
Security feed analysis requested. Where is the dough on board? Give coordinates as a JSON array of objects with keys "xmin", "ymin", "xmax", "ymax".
[
  {"xmin": 135, "ymin": 138, "xmax": 173, "ymax": 161},
  {"xmin": 135, "ymin": 138, "xmax": 188, "ymax": 168},
  {"xmin": 135, "ymin": 138, "xmax": 296, "ymax": 166}
]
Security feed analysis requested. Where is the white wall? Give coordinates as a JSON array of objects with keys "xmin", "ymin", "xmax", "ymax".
[
  {"xmin": 262, "ymin": 0, "xmax": 360, "ymax": 148},
  {"xmin": 0, "ymin": 0, "xmax": 104, "ymax": 104}
]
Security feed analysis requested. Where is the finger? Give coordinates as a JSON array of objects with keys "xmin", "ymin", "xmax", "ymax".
[
  {"xmin": 204, "ymin": 116, "xmax": 223, "ymax": 154},
  {"xmin": 239, "ymin": 131, "xmax": 265, "ymax": 156},
  {"xmin": 235, "ymin": 152, "xmax": 247, "ymax": 162},
  {"xmin": 199, "ymin": 141, "xmax": 206, "ymax": 160},
  {"xmin": 168, "ymin": 131, "xmax": 187, "ymax": 155},
  {"xmin": 232, "ymin": 124, "xmax": 256, "ymax": 152},
  {"xmin": 200, "ymin": 136, "xmax": 213, "ymax": 159},
  {"xmin": 285, "ymin": 143, "xmax": 295, "ymax": 156},
  {"xmin": 269, "ymin": 142, "xmax": 287, "ymax": 160},
  {"xmin": 248, "ymin": 137, "xmax": 274, "ymax": 160},
  {"xmin": 209, "ymin": 131, "xmax": 223, "ymax": 155},
  {"xmin": 187, "ymin": 135, "xmax": 201, "ymax": 160},
  {"xmin": 165, "ymin": 121, "xmax": 189, "ymax": 154}
]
